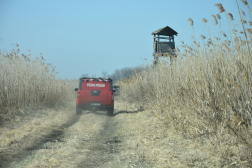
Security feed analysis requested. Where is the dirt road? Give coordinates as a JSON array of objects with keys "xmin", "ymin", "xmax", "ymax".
[
  {"xmin": 0, "ymin": 101, "xmax": 151, "ymax": 168},
  {"xmin": 1, "ymin": 100, "xmax": 235, "ymax": 168}
]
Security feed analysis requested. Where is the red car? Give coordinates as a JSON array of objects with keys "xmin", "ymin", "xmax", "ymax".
[{"xmin": 75, "ymin": 77, "xmax": 115, "ymax": 115}]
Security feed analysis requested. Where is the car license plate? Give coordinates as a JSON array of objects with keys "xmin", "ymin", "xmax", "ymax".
[{"xmin": 90, "ymin": 102, "xmax": 100, "ymax": 106}]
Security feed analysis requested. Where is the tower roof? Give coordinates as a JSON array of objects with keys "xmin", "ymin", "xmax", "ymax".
[{"xmin": 151, "ymin": 26, "xmax": 178, "ymax": 36}]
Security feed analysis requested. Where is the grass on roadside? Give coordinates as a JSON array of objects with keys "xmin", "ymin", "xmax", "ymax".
[
  {"xmin": 0, "ymin": 47, "xmax": 78, "ymax": 124},
  {"xmin": 119, "ymin": 1, "xmax": 252, "ymax": 166}
]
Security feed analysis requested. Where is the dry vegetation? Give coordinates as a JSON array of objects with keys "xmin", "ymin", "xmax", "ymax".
[
  {"xmin": 119, "ymin": 1, "xmax": 252, "ymax": 167},
  {"xmin": 2, "ymin": 1, "xmax": 252, "ymax": 167},
  {"xmin": 0, "ymin": 46, "xmax": 78, "ymax": 123}
]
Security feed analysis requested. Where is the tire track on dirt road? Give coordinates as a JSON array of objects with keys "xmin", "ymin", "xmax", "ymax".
[
  {"xmin": 1, "ymin": 101, "xmax": 143, "ymax": 168},
  {"xmin": 0, "ymin": 111, "xmax": 80, "ymax": 168},
  {"xmin": 77, "ymin": 111, "xmax": 122, "ymax": 168}
]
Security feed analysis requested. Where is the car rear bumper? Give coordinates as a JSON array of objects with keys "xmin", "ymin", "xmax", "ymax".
[{"xmin": 77, "ymin": 104, "xmax": 113, "ymax": 111}]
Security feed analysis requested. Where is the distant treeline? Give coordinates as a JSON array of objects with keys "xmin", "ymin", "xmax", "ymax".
[
  {"xmin": 80, "ymin": 65, "xmax": 149, "ymax": 83},
  {"xmin": 108, "ymin": 66, "xmax": 148, "ymax": 83}
]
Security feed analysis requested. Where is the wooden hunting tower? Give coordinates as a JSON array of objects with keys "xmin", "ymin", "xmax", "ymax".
[{"xmin": 152, "ymin": 26, "xmax": 178, "ymax": 58}]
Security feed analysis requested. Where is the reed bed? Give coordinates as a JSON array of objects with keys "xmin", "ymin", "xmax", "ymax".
[
  {"xmin": 0, "ymin": 47, "xmax": 77, "ymax": 123},
  {"xmin": 119, "ymin": 1, "xmax": 252, "ymax": 165}
]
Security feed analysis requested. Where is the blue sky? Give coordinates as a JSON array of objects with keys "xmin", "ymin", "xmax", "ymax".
[{"xmin": 0, "ymin": 0, "xmax": 251, "ymax": 79}]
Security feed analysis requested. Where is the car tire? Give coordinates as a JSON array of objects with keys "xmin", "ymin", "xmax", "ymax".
[
  {"xmin": 76, "ymin": 105, "xmax": 82, "ymax": 115},
  {"xmin": 107, "ymin": 107, "xmax": 114, "ymax": 116}
]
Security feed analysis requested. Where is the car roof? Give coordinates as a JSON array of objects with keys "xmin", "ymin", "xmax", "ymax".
[{"xmin": 79, "ymin": 77, "xmax": 113, "ymax": 81}]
